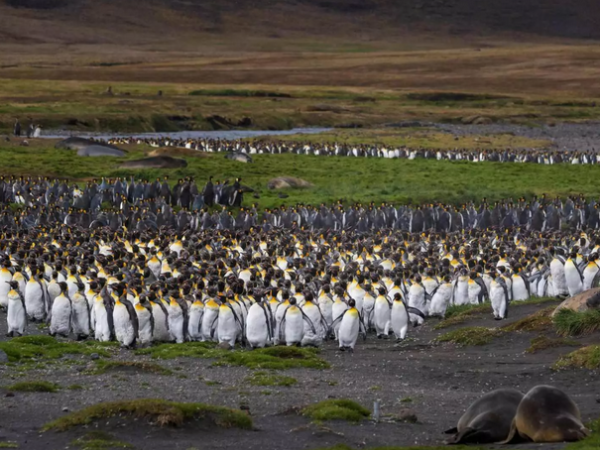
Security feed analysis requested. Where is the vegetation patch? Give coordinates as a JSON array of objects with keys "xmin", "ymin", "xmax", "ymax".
[
  {"xmin": 435, "ymin": 327, "xmax": 502, "ymax": 346},
  {"xmin": 0, "ymin": 443, "xmax": 18, "ymax": 449},
  {"xmin": 90, "ymin": 361, "xmax": 172, "ymax": 376},
  {"xmin": 7, "ymin": 381, "xmax": 60, "ymax": 393},
  {"xmin": 0, "ymin": 336, "xmax": 117, "ymax": 363},
  {"xmin": 554, "ymin": 309, "xmax": 600, "ymax": 337},
  {"xmin": 434, "ymin": 304, "xmax": 489, "ymax": 329},
  {"xmin": 565, "ymin": 417, "xmax": 600, "ymax": 450},
  {"xmin": 71, "ymin": 431, "xmax": 133, "ymax": 449},
  {"xmin": 527, "ymin": 336, "xmax": 579, "ymax": 353},
  {"xmin": 502, "ymin": 306, "xmax": 555, "ymax": 332},
  {"xmin": 189, "ymin": 88, "xmax": 291, "ymax": 98},
  {"xmin": 246, "ymin": 371, "xmax": 297, "ymax": 387},
  {"xmin": 137, "ymin": 343, "xmax": 329, "ymax": 370},
  {"xmin": 554, "ymin": 346, "xmax": 600, "ymax": 370},
  {"xmin": 42, "ymin": 399, "xmax": 253, "ymax": 432},
  {"xmin": 302, "ymin": 399, "xmax": 370, "ymax": 423}
]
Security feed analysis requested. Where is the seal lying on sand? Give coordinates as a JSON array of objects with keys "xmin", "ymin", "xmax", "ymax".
[
  {"xmin": 120, "ymin": 156, "xmax": 188, "ymax": 169},
  {"xmin": 445, "ymin": 388, "xmax": 523, "ymax": 444},
  {"xmin": 56, "ymin": 137, "xmax": 127, "ymax": 157},
  {"xmin": 502, "ymin": 385, "xmax": 590, "ymax": 443}
]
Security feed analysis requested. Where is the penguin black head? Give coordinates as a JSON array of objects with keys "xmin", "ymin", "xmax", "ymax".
[
  {"xmin": 58, "ymin": 281, "xmax": 68, "ymax": 293},
  {"xmin": 288, "ymin": 297, "xmax": 297, "ymax": 306},
  {"xmin": 9, "ymin": 280, "xmax": 18, "ymax": 290},
  {"xmin": 348, "ymin": 298, "xmax": 356, "ymax": 308}
]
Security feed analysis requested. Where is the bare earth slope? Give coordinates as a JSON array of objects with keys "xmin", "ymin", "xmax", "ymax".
[{"xmin": 1, "ymin": 0, "xmax": 600, "ymax": 51}]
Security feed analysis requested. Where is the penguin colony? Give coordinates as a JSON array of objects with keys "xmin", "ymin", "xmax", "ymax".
[
  {"xmin": 0, "ymin": 175, "xmax": 598, "ymax": 349},
  {"xmin": 104, "ymin": 136, "xmax": 600, "ymax": 164}
]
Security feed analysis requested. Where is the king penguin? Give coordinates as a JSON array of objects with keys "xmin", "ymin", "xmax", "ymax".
[
  {"xmin": 390, "ymin": 293, "xmax": 409, "ymax": 342},
  {"xmin": 336, "ymin": 299, "xmax": 366, "ymax": 352},
  {"xmin": 6, "ymin": 280, "xmax": 27, "ymax": 337}
]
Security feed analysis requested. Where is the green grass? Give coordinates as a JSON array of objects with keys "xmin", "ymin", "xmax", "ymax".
[
  {"xmin": 7, "ymin": 143, "xmax": 600, "ymax": 210},
  {"xmin": 8, "ymin": 381, "xmax": 60, "ymax": 393},
  {"xmin": 565, "ymin": 418, "xmax": 600, "ymax": 450},
  {"xmin": 554, "ymin": 345, "xmax": 600, "ymax": 370},
  {"xmin": 0, "ymin": 335, "xmax": 117, "ymax": 363},
  {"xmin": 527, "ymin": 336, "xmax": 579, "ymax": 353},
  {"xmin": 435, "ymin": 327, "xmax": 502, "ymax": 346},
  {"xmin": 90, "ymin": 361, "xmax": 172, "ymax": 376},
  {"xmin": 137, "ymin": 344, "xmax": 329, "ymax": 370},
  {"xmin": 0, "ymin": 443, "xmax": 18, "ymax": 449},
  {"xmin": 246, "ymin": 371, "xmax": 297, "ymax": 387},
  {"xmin": 42, "ymin": 399, "xmax": 253, "ymax": 431},
  {"xmin": 302, "ymin": 399, "xmax": 370, "ymax": 423},
  {"xmin": 554, "ymin": 309, "xmax": 600, "ymax": 337},
  {"xmin": 70, "ymin": 431, "xmax": 133, "ymax": 449}
]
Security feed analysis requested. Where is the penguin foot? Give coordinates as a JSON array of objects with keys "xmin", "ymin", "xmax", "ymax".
[
  {"xmin": 395, "ymin": 338, "xmax": 403, "ymax": 343},
  {"xmin": 76, "ymin": 334, "xmax": 88, "ymax": 341},
  {"xmin": 338, "ymin": 346, "xmax": 346, "ymax": 352},
  {"xmin": 347, "ymin": 347, "xmax": 354, "ymax": 353},
  {"xmin": 6, "ymin": 332, "xmax": 13, "ymax": 338},
  {"xmin": 377, "ymin": 335, "xmax": 383, "ymax": 339},
  {"xmin": 494, "ymin": 316, "xmax": 502, "ymax": 321}
]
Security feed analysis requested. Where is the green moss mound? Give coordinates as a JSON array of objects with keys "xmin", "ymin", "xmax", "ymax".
[
  {"xmin": 503, "ymin": 306, "xmax": 554, "ymax": 332},
  {"xmin": 302, "ymin": 399, "xmax": 370, "ymax": 422},
  {"xmin": 137, "ymin": 343, "xmax": 329, "ymax": 370},
  {"xmin": 8, "ymin": 381, "xmax": 59, "ymax": 393},
  {"xmin": 43, "ymin": 399, "xmax": 253, "ymax": 432},
  {"xmin": 554, "ymin": 309, "xmax": 600, "ymax": 337},
  {"xmin": 434, "ymin": 304, "xmax": 489, "ymax": 329},
  {"xmin": 71, "ymin": 431, "xmax": 133, "ymax": 449},
  {"xmin": 554, "ymin": 345, "xmax": 600, "ymax": 370},
  {"xmin": 0, "ymin": 336, "xmax": 117, "ymax": 363},
  {"xmin": 435, "ymin": 326, "xmax": 501, "ymax": 346},
  {"xmin": 527, "ymin": 336, "xmax": 579, "ymax": 353}
]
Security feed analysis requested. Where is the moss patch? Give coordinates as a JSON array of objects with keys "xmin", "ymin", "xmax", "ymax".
[
  {"xmin": 0, "ymin": 336, "xmax": 117, "ymax": 363},
  {"xmin": 554, "ymin": 345, "xmax": 600, "ymax": 370},
  {"xmin": 435, "ymin": 326, "xmax": 502, "ymax": 346},
  {"xmin": 90, "ymin": 361, "xmax": 172, "ymax": 376},
  {"xmin": 527, "ymin": 336, "xmax": 579, "ymax": 353},
  {"xmin": 71, "ymin": 431, "xmax": 133, "ymax": 449},
  {"xmin": 0, "ymin": 443, "xmax": 19, "ymax": 449},
  {"xmin": 43, "ymin": 399, "xmax": 253, "ymax": 432},
  {"xmin": 137, "ymin": 343, "xmax": 329, "ymax": 370},
  {"xmin": 503, "ymin": 306, "xmax": 554, "ymax": 332},
  {"xmin": 246, "ymin": 371, "xmax": 297, "ymax": 387},
  {"xmin": 554, "ymin": 309, "xmax": 600, "ymax": 337},
  {"xmin": 302, "ymin": 399, "xmax": 370, "ymax": 422},
  {"xmin": 433, "ymin": 304, "xmax": 489, "ymax": 329},
  {"xmin": 8, "ymin": 381, "xmax": 60, "ymax": 393}
]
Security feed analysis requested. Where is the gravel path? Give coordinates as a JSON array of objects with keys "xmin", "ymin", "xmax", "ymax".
[{"xmin": 0, "ymin": 300, "xmax": 597, "ymax": 450}]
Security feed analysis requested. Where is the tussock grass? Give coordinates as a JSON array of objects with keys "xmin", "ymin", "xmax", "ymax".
[
  {"xmin": 302, "ymin": 399, "xmax": 370, "ymax": 422},
  {"xmin": 137, "ymin": 343, "xmax": 329, "ymax": 370},
  {"xmin": 527, "ymin": 336, "xmax": 579, "ymax": 353},
  {"xmin": 0, "ymin": 336, "xmax": 117, "ymax": 363},
  {"xmin": 502, "ymin": 306, "xmax": 555, "ymax": 332},
  {"xmin": 8, "ymin": 381, "xmax": 60, "ymax": 393},
  {"xmin": 553, "ymin": 309, "xmax": 600, "ymax": 337},
  {"xmin": 42, "ymin": 399, "xmax": 253, "ymax": 432},
  {"xmin": 0, "ymin": 442, "xmax": 18, "ymax": 448},
  {"xmin": 435, "ymin": 327, "xmax": 502, "ymax": 346},
  {"xmin": 246, "ymin": 371, "xmax": 297, "ymax": 387},
  {"xmin": 90, "ymin": 361, "xmax": 172, "ymax": 376},
  {"xmin": 554, "ymin": 346, "xmax": 600, "ymax": 370}
]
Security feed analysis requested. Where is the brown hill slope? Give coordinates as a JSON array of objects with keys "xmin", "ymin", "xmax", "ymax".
[{"xmin": 1, "ymin": 0, "xmax": 599, "ymax": 52}]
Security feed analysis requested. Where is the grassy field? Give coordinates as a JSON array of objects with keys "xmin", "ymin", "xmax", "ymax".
[
  {"xmin": 3, "ymin": 43, "xmax": 600, "ymax": 133},
  {"xmin": 1, "ymin": 140, "xmax": 599, "ymax": 210}
]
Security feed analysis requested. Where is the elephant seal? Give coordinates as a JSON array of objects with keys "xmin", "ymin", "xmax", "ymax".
[
  {"xmin": 119, "ymin": 156, "xmax": 187, "ymax": 169},
  {"xmin": 77, "ymin": 145, "xmax": 127, "ymax": 157},
  {"xmin": 445, "ymin": 388, "xmax": 523, "ymax": 444},
  {"xmin": 225, "ymin": 152, "xmax": 252, "ymax": 163},
  {"xmin": 502, "ymin": 385, "xmax": 590, "ymax": 443}
]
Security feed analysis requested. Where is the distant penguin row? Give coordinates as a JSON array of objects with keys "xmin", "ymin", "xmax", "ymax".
[{"xmin": 102, "ymin": 135, "xmax": 600, "ymax": 165}]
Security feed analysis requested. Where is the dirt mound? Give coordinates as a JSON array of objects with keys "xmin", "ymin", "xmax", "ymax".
[{"xmin": 267, "ymin": 177, "xmax": 313, "ymax": 190}]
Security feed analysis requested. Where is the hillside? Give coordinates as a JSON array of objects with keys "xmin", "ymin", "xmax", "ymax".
[{"xmin": 1, "ymin": 0, "xmax": 599, "ymax": 54}]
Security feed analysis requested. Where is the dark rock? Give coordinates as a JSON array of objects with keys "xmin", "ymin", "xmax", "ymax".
[{"xmin": 90, "ymin": 353, "xmax": 100, "ymax": 360}]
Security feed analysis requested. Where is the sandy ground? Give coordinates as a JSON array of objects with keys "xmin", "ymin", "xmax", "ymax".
[{"xmin": 0, "ymin": 299, "xmax": 597, "ymax": 450}]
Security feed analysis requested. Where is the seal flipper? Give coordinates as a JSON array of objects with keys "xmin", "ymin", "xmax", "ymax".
[
  {"xmin": 446, "ymin": 427, "xmax": 498, "ymax": 445},
  {"xmin": 444, "ymin": 427, "xmax": 458, "ymax": 435},
  {"xmin": 500, "ymin": 418, "xmax": 527, "ymax": 444}
]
